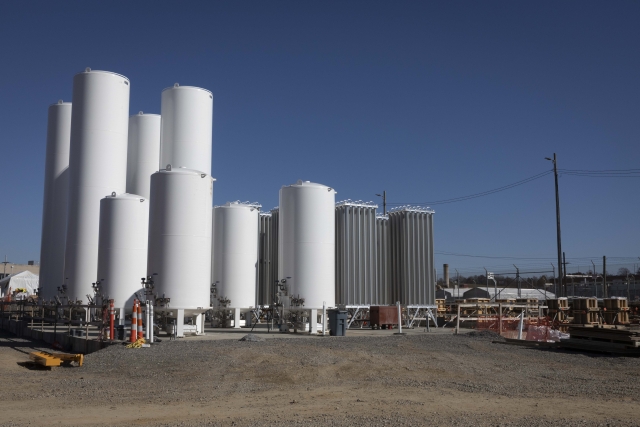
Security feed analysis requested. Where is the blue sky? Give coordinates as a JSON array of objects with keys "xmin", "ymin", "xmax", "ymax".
[{"xmin": 0, "ymin": 1, "xmax": 638, "ymax": 276}]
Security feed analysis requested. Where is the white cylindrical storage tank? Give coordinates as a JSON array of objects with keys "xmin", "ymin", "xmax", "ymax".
[
  {"xmin": 97, "ymin": 193, "xmax": 148, "ymax": 311},
  {"xmin": 212, "ymin": 202, "xmax": 260, "ymax": 309},
  {"xmin": 160, "ymin": 85, "xmax": 213, "ymax": 175},
  {"xmin": 147, "ymin": 166, "xmax": 213, "ymax": 310},
  {"xmin": 39, "ymin": 100, "xmax": 72, "ymax": 299},
  {"xmin": 126, "ymin": 112, "xmax": 161, "ymax": 199},
  {"xmin": 65, "ymin": 69, "xmax": 130, "ymax": 302},
  {"xmin": 279, "ymin": 180, "xmax": 336, "ymax": 309}
]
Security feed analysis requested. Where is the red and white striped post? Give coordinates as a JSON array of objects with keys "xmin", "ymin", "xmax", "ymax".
[{"xmin": 130, "ymin": 300, "xmax": 138, "ymax": 342}]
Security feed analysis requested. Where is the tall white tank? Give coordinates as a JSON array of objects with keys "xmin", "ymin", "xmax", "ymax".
[
  {"xmin": 212, "ymin": 202, "xmax": 260, "ymax": 309},
  {"xmin": 126, "ymin": 112, "xmax": 161, "ymax": 199},
  {"xmin": 39, "ymin": 101, "xmax": 72, "ymax": 299},
  {"xmin": 97, "ymin": 193, "xmax": 148, "ymax": 311},
  {"xmin": 279, "ymin": 180, "xmax": 336, "ymax": 309},
  {"xmin": 160, "ymin": 85, "xmax": 213, "ymax": 175},
  {"xmin": 65, "ymin": 69, "xmax": 130, "ymax": 302},
  {"xmin": 147, "ymin": 166, "xmax": 214, "ymax": 310}
]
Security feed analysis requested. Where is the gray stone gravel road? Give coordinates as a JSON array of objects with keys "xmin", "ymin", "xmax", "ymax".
[{"xmin": 0, "ymin": 330, "xmax": 638, "ymax": 426}]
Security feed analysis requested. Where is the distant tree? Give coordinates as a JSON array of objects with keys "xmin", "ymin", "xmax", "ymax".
[{"xmin": 618, "ymin": 267, "xmax": 631, "ymax": 276}]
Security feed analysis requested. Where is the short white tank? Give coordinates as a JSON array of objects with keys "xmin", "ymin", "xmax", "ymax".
[
  {"xmin": 126, "ymin": 112, "xmax": 161, "ymax": 199},
  {"xmin": 212, "ymin": 202, "xmax": 260, "ymax": 309},
  {"xmin": 279, "ymin": 180, "xmax": 336, "ymax": 309},
  {"xmin": 39, "ymin": 101, "xmax": 72, "ymax": 299},
  {"xmin": 65, "ymin": 69, "xmax": 130, "ymax": 302},
  {"xmin": 160, "ymin": 85, "xmax": 213, "ymax": 175},
  {"xmin": 97, "ymin": 193, "xmax": 149, "ymax": 311},
  {"xmin": 147, "ymin": 166, "xmax": 214, "ymax": 310}
]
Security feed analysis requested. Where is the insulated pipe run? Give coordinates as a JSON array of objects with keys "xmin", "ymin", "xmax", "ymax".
[
  {"xmin": 145, "ymin": 300, "xmax": 150, "ymax": 340},
  {"xmin": 109, "ymin": 300, "xmax": 115, "ymax": 341},
  {"xmin": 322, "ymin": 301, "xmax": 326, "ymax": 336},
  {"xmin": 149, "ymin": 302, "xmax": 154, "ymax": 343}
]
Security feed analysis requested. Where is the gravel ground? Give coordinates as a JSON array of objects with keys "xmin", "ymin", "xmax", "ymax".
[{"xmin": 1, "ymin": 330, "xmax": 639, "ymax": 426}]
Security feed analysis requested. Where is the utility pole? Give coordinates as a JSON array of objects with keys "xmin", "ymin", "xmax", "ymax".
[
  {"xmin": 563, "ymin": 252, "xmax": 567, "ymax": 297},
  {"xmin": 376, "ymin": 191, "xmax": 387, "ymax": 215},
  {"xmin": 551, "ymin": 263, "xmax": 556, "ymax": 296},
  {"xmin": 603, "ymin": 256, "xmax": 607, "ymax": 298},
  {"xmin": 484, "ymin": 267, "xmax": 489, "ymax": 295},
  {"xmin": 545, "ymin": 154, "xmax": 563, "ymax": 298},
  {"xmin": 591, "ymin": 260, "xmax": 597, "ymax": 298}
]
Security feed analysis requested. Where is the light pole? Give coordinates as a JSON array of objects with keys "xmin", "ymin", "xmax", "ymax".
[
  {"xmin": 545, "ymin": 154, "xmax": 563, "ymax": 297},
  {"xmin": 375, "ymin": 191, "xmax": 387, "ymax": 215},
  {"xmin": 1, "ymin": 255, "xmax": 10, "ymax": 278}
]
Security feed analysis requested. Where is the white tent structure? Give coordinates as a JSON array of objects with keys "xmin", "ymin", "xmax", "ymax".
[
  {"xmin": 437, "ymin": 287, "xmax": 556, "ymax": 302},
  {"xmin": 0, "ymin": 271, "xmax": 39, "ymax": 299}
]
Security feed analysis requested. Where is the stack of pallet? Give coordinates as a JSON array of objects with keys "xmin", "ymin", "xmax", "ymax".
[
  {"xmin": 560, "ymin": 325, "xmax": 640, "ymax": 355},
  {"xmin": 516, "ymin": 298, "xmax": 538, "ymax": 307},
  {"xmin": 603, "ymin": 298, "xmax": 630, "ymax": 325},
  {"xmin": 462, "ymin": 298, "xmax": 490, "ymax": 315},
  {"xmin": 572, "ymin": 297, "xmax": 599, "ymax": 324},
  {"xmin": 548, "ymin": 298, "xmax": 569, "ymax": 323},
  {"xmin": 435, "ymin": 299, "xmax": 446, "ymax": 317}
]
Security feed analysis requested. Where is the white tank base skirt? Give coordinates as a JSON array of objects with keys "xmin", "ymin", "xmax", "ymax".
[
  {"xmin": 154, "ymin": 307, "xmax": 208, "ymax": 338},
  {"xmin": 211, "ymin": 307, "xmax": 255, "ymax": 328},
  {"xmin": 279, "ymin": 308, "xmax": 327, "ymax": 334}
]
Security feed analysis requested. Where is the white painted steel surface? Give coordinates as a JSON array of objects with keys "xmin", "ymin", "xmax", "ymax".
[
  {"xmin": 212, "ymin": 202, "xmax": 260, "ymax": 309},
  {"xmin": 160, "ymin": 85, "xmax": 213, "ymax": 175},
  {"xmin": 97, "ymin": 193, "xmax": 148, "ymax": 311},
  {"xmin": 279, "ymin": 181, "xmax": 336, "ymax": 309},
  {"xmin": 335, "ymin": 201, "xmax": 378, "ymax": 305},
  {"xmin": 258, "ymin": 210, "xmax": 278, "ymax": 306},
  {"xmin": 388, "ymin": 207, "xmax": 435, "ymax": 305},
  {"xmin": 65, "ymin": 70, "xmax": 130, "ymax": 302},
  {"xmin": 39, "ymin": 101, "xmax": 72, "ymax": 299},
  {"xmin": 126, "ymin": 113, "xmax": 161, "ymax": 199},
  {"xmin": 147, "ymin": 167, "xmax": 213, "ymax": 310},
  {"xmin": 375, "ymin": 215, "xmax": 391, "ymax": 305}
]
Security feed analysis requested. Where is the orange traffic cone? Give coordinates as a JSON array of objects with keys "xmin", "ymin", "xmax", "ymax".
[{"xmin": 130, "ymin": 300, "xmax": 138, "ymax": 342}]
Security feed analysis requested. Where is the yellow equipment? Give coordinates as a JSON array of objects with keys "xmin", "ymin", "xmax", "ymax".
[
  {"xmin": 126, "ymin": 337, "xmax": 146, "ymax": 348},
  {"xmin": 29, "ymin": 351, "xmax": 84, "ymax": 367}
]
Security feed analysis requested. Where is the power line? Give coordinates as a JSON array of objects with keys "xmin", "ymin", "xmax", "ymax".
[
  {"xmin": 387, "ymin": 167, "xmax": 640, "ymax": 207},
  {"xmin": 435, "ymin": 251, "xmax": 638, "ymax": 261},
  {"xmin": 558, "ymin": 168, "xmax": 640, "ymax": 178},
  {"xmin": 387, "ymin": 170, "xmax": 552, "ymax": 206}
]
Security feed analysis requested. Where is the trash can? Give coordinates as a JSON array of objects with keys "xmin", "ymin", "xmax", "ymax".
[{"xmin": 328, "ymin": 309, "xmax": 347, "ymax": 336}]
